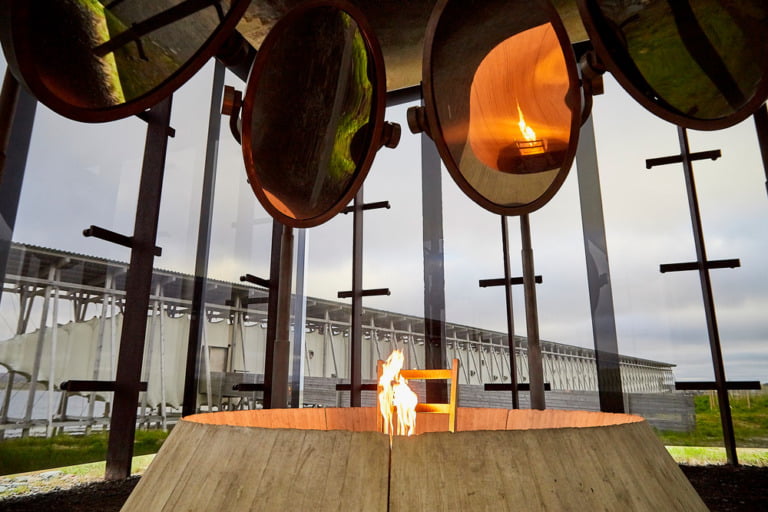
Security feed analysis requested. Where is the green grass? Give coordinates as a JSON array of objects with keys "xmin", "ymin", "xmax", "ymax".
[
  {"xmin": 0, "ymin": 430, "xmax": 168, "ymax": 476},
  {"xmin": 666, "ymin": 446, "xmax": 768, "ymax": 466},
  {"xmin": 656, "ymin": 391, "xmax": 768, "ymax": 448}
]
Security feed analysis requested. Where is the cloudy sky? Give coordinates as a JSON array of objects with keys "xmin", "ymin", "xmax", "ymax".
[{"xmin": 1, "ymin": 48, "xmax": 766, "ymax": 385}]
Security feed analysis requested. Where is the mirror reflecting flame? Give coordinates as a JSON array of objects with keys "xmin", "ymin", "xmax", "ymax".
[
  {"xmin": 517, "ymin": 103, "xmax": 536, "ymax": 141},
  {"xmin": 378, "ymin": 350, "xmax": 417, "ymax": 439}
]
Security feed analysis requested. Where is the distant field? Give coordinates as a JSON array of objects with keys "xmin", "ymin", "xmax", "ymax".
[{"xmin": 656, "ymin": 389, "xmax": 768, "ymax": 448}]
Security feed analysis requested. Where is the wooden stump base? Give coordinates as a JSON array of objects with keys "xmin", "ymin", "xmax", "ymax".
[{"xmin": 121, "ymin": 408, "xmax": 706, "ymax": 511}]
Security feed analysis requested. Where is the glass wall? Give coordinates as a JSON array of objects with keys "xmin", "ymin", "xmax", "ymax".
[{"xmin": 0, "ymin": 52, "xmax": 765, "ymax": 447}]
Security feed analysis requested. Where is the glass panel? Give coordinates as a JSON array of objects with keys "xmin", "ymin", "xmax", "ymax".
[
  {"xmin": 245, "ymin": 6, "xmax": 375, "ymax": 223},
  {"xmin": 430, "ymin": 0, "xmax": 577, "ymax": 210},
  {"xmin": 583, "ymin": 0, "xmax": 768, "ymax": 122},
  {"xmin": 7, "ymin": 0, "xmax": 237, "ymax": 109}
]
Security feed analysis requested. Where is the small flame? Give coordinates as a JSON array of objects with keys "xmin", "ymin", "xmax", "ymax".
[
  {"xmin": 378, "ymin": 350, "xmax": 417, "ymax": 439},
  {"xmin": 517, "ymin": 102, "xmax": 537, "ymax": 141}
]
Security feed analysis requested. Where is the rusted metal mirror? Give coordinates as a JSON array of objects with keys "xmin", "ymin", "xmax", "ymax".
[
  {"xmin": 408, "ymin": 0, "xmax": 582, "ymax": 216},
  {"xmin": 578, "ymin": 0, "xmax": 768, "ymax": 130},
  {"xmin": 0, "ymin": 0, "xmax": 249, "ymax": 122},
  {"xmin": 240, "ymin": 1, "xmax": 399, "ymax": 228}
]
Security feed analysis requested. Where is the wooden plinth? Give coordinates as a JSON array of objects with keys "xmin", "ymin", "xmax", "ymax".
[{"xmin": 121, "ymin": 408, "xmax": 706, "ymax": 511}]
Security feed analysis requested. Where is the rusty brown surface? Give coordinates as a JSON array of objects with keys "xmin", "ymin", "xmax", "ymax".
[{"xmin": 237, "ymin": 1, "xmax": 588, "ymax": 91}]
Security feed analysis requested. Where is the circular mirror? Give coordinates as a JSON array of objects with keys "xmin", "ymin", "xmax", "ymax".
[
  {"xmin": 578, "ymin": 0, "xmax": 768, "ymax": 130},
  {"xmin": 0, "ymin": 0, "xmax": 249, "ymax": 122},
  {"xmin": 241, "ymin": 1, "xmax": 388, "ymax": 228},
  {"xmin": 417, "ymin": 0, "xmax": 581, "ymax": 216}
]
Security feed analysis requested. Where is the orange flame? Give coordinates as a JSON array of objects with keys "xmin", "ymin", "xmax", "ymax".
[
  {"xmin": 517, "ymin": 102, "xmax": 537, "ymax": 141},
  {"xmin": 378, "ymin": 350, "xmax": 417, "ymax": 438}
]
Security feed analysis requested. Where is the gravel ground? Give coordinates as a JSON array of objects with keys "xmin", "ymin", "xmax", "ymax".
[{"xmin": 0, "ymin": 465, "xmax": 765, "ymax": 511}]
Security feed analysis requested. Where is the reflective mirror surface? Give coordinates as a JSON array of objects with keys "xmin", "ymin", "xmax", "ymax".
[
  {"xmin": 579, "ymin": 0, "xmax": 768, "ymax": 129},
  {"xmin": 242, "ymin": 3, "xmax": 385, "ymax": 227},
  {"xmin": 0, "ymin": 0, "xmax": 248, "ymax": 122},
  {"xmin": 424, "ymin": 0, "xmax": 580, "ymax": 215}
]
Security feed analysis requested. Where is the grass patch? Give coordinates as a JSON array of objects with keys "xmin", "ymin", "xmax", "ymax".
[
  {"xmin": 0, "ymin": 430, "xmax": 168, "ymax": 476},
  {"xmin": 666, "ymin": 446, "xmax": 768, "ymax": 466},
  {"xmin": 656, "ymin": 391, "xmax": 768, "ymax": 448},
  {"xmin": 56, "ymin": 453, "xmax": 155, "ymax": 479}
]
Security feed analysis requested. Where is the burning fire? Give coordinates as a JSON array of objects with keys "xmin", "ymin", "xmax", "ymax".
[
  {"xmin": 516, "ymin": 102, "xmax": 545, "ymax": 156},
  {"xmin": 517, "ymin": 102, "xmax": 537, "ymax": 141},
  {"xmin": 378, "ymin": 350, "xmax": 418, "ymax": 438}
]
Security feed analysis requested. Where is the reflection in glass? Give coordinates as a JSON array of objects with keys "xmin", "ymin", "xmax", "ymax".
[
  {"xmin": 15, "ymin": 0, "xmax": 235, "ymax": 109},
  {"xmin": 246, "ymin": 7, "xmax": 374, "ymax": 223},
  {"xmin": 582, "ymin": 0, "xmax": 768, "ymax": 122},
  {"xmin": 429, "ymin": 0, "xmax": 578, "ymax": 212},
  {"xmin": 468, "ymin": 24, "xmax": 572, "ymax": 175}
]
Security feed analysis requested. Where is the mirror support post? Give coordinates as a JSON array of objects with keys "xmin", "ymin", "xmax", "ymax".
[
  {"xmin": 264, "ymin": 223, "xmax": 293, "ymax": 409},
  {"xmin": 350, "ymin": 188, "xmax": 364, "ymax": 406},
  {"xmin": 520, "ymin": 214, "xmax": 545, "ymax": 410},
  {"xmin": 501, "ymin": 216, "xmax": 520, "ymax": 409},
  {"xmin": 106, "ymin": 96, "xmax": 172, "ymax": 481}
]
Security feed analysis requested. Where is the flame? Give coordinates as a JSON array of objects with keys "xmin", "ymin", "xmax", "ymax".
[
  {"xmin": 378, "ymin": 350, "xmax": 417, "ymax": 438},
  {"xmin": 517, "ymin": 102, "xmax": 537, "ymax": 141}
]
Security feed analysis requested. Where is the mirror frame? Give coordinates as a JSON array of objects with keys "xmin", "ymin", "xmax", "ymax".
[
  {"xmin": 0, "ymin": 0, "xmax": 250, "ymax": 123},
  {"xmin": 419, "ymin": 0, "xmax": 582, "ymax": 217},
  {"xmin": 240, "ymin": 0, "xmax": 388, "ymax": 229},
  {"xmin": 577, "ymin": 0, "xmax": 768, "ymax": 131}
]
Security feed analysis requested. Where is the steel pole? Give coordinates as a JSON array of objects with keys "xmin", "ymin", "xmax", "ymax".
[
  {"xmin": 677, "ymin": 126, "xmax": 738, "ymax": 465},
  {"xmin": 520, "ymin": 214, "xmax": 545, "ymax": 410},
  {"xmin": 500, "ymin": 216, "xmax": 519, "ymax": 409},
  {"xmin": 350, "ymin": 187, "xmax": 364, "ymax": 406},
  {"xmin": 268, "ymin": 224, "xmax": 293, "ymax": 409},
  {"xmin": 106, "ymin": 96, "xmax": 172, "ymax": 481}
]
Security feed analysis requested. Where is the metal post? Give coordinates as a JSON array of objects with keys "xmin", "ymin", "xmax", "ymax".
[
  {"xmin": 575, "ymin": 115, "xmax": 625, "ymax": 413},
  {"xmin": 677, "ymin": 126, "xmax": 738, "ymax": 465},
  {"xmin": 262, "ymin": 221, "xmax": 282, "ymax": 408},
  {"xmin": 182, "ymin": 60, "xmax": 225, "ymax": 417},
  {"xmin": 106, "ymin": 95, "xmax": 172, "ymax": 481},
  {"xmin": 520, "ymin": 214, "xmax": 545, "ymax": 410},
  {"xmin": 46, "ymin": 272, "xmax": 60, "ymax": 437},
  {"xmin": 500, "ymin": 216, "xmax": 519, "ymax": 408},
  {"xmin": 753, "ymin": 104, "xmax": 768, "ymax": 197},
  {"xmin": 22, "ymin": 265, "xmax": 56, "ymax": 437},
  {"xmin": 290, "ymin": 228, "xmax": 308, "ymax": 408},
  {"xmin": 421, "ymin": 134, "xmax": 447, "ymax": 403},
  {"xmin": 0, "ymin": 72, "xmax": 36, "ymax": 305},
  {"xmin": 88, "ymin": 273, "xmax": 113, "ymax": 428},
  {"xmin": 267, "ymin": 224, "xmax": 293, "ymax": 409},
  {"xmin": 350, "ymin": 188, "xmax": 364, "ymax": 406}
]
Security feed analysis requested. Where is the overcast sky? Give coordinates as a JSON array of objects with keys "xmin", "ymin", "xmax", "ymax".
[{"xmin": 1, "ymin": 51, "xmax": 766, "ymax": 385}]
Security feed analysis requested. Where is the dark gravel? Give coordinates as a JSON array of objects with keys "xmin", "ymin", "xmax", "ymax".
[{"xmin": 0, "ymin": 466, "xmax": 765, "ymax": 511}]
